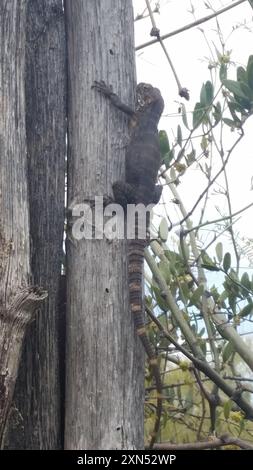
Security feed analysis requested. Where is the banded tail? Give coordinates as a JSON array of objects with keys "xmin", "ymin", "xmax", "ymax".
[{"xmin": 128, "ymin": 238, "xmax": 162, "ymax": 448}]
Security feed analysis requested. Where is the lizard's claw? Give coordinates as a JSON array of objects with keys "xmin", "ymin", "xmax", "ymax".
[{"xmin": 92, "ymin": 80, "xmax": 113, "ymax": 97}]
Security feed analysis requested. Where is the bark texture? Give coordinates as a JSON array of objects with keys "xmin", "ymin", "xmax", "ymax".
[
  {"xmin": 5, "ymin": 0, "xmax": 66, "ymax": 449},
  {"xmin": 65, "ymin": 0, "xmax": 144, "ymax": 450},
  {"xmin": 0, "ymin": 288, "xmax": 47, "ymax": 448},
  {"xmin": 0, "ymin": 0, "xmax": 31, "ymax": 448}
]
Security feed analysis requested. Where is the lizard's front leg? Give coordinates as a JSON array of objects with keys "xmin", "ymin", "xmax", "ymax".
[{"xmin": 92, "ymin": 80, "xmax": 135, "ymax": 117}]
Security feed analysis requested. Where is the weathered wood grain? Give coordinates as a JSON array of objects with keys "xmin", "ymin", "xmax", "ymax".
[{"xmin": 65, "ymin": 0, "xmax": 144, "ymax": 450}]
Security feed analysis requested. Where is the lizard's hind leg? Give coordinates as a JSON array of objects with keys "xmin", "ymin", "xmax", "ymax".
[
  {"xmin": 112, "ymin": 181, "xmax": 136, "ymax": 208},
  {"xmin": 152, "ymin": 184, "xmax": 163, "ymax": 205}
]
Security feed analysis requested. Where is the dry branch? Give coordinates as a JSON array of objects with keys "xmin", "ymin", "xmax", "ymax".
[{"xmin": 153, "ymin": 434, "xmax": 253, "ymax": 450}]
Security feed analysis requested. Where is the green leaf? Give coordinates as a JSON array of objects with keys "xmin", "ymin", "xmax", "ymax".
[
  {"xmin": 228, "ymin": 294, "xmax": 236, "ymax": 313},
  {"xmin": 213, "ymin": 102, "xmax": 222, "ymax": 125},
  {"xmin": 223, "ymin": 341, "xmax": 234, "ymax": 363},
  {"xmin": 165, "ymin": 250, "xmax": 183, "ymax": 271},
  {"xmin": 241, "ymin": 272, "xmax": 251, "ymax": 291},
  {"xmin": 228, "ymin": 101, "xmax": 246, "ymax": 114},
  {"xmin": 223, "ymin": 252, "xmax": 231, "ymax": 272},
  {"xmin": 223, "ymin": 399, "xmax": 233, "ymax": 420},
  {"xmin": 177, "ymin": 125, "xmax": 183, "ymax": 147},
  {"xmin": 247, "ymin": 54, "xmax": 253, "ymax": 89},
  {"xmin": 227, "ymin": 101, "xmax": 246, "ymax": 123},
  {"xmin": 240, "ymin": 81, "xmax": 253, "ymax": 100},
  {"xmin": 152, "ymin": 286, "xmax": 167, "ymax": 311},
  {"xmin": 222, "ymin": 79, "xmax": 250, "ymax": 100},
  {"xmin": 181, "ymin": 103, "xmax": 189, "ymax": 129},
  {"xmin": 159, "ymin": 217, "xmax": 169, "ymax": 242},
  {"xmin": 229, "ymin": 268, "xmax": 238, "ymax": 283},
  {"xmin": 179, "ymin": 282, "xmax": 191, "ymax": 303},
  {"xmin": 201, "ymin": 251, "xmax": 210, "ymax": 263},
  {"xmin": 200, "ymin": 83, "xmax": 207, "ymax": 106},
  {"xmin": 199, "ymin": 338, "xmax": 207, "ymax": 356},
  {"xmin": 237, "ymin": 66, "xmax": 247, "ymax": 83},
  {"xmin": 205, "ymin": 81, "xmax": 214, "ymax": 106},
  {"xmin": 158, "ymin": 260, "xmax": 171, "ymax": 284},
  {"xmin": 232, "ymin": 92, "xmax": 252, "ymax": 111},
  {"xmin": 145, "ymin": 295, "xmax": 152, "ymax": 307},
  {"xmin": 215, "ymin": 242, "xmax": 223, "ymax": 264},
  {"xmin": 186, "ymin": 149, "xmax": 196, "ymax": 165},
  {"xmin": 201, "ymin": 264, "xmax": 220, "ymax": 272},
  {"xmin": 219, "ymin": 63, "xmax": 227, "ymax": 81},
  {"xmin": 219, "ymin": 290, "xmax": 228, "ymax": 304},
  {"xmin": 239, "ymin": 418, "xmax": 245, "ymax": 434},
  {"xmin": 201, "ymin": 251, "xmax": 220, "ymax": 271},
  {"xmin": 200, "ymin": 136, "xmax": 208, "ymax": 152},
  {"xmin": 159, "ymin": 130, "xmax": 170, "ymax": 156},
  {"xmin": 227, "ymin": 102, "xmax": 238, "ymax": 123},
  {"xmin": 199, "ymin": 82, "xmax": 214, "ymax": 110},
  {"xmin": 189, "ymin": 285, "xmax": 204, "ymax": 307},
  {"xmin": 211, "ymin": 286, "xmax": 220, "ymax": 303},
  {"xmin": 223, "ymin": 118, "xmax": 240, "ymax": 129},
  {"xmin": 192, "ymin": 102, "xmax": 206, "ymax": 129},
  {"xmin": 163, "ymin": 149, "xmax": 174, "ymax": 168},
  {"xmin": 239, "ymin": 303, "xmax": 253, "ymax": 318}
]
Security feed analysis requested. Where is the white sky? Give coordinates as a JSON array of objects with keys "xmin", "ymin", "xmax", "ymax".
[{"xmin": 133, "ymin": 0, "xmax": 253, "ymax": 267}]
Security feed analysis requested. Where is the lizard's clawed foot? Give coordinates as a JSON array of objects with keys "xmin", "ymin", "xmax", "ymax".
[{"xmin": 92, "ymin": 80, "xmax": 113, "ymax": 97}]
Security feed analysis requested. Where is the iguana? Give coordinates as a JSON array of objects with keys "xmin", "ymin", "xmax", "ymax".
[{"xmin": 93, "ymin": 80, "xmax": 164, "ymax": 448}]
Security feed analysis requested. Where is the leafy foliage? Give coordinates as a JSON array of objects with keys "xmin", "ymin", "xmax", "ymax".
[{"xmin": 143, "ymin": 49, "xmax": 253, "ymax": 447}]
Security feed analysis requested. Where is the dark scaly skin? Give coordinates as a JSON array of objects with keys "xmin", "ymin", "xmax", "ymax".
[{"xmin": 93, "ymin": 81, "xmax": 164, "ymax": 448}]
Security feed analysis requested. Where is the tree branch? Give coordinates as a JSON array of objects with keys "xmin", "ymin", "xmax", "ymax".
[
  {"xmin": 144, "ymin": 0, "xmax": 189, "ymax": 99},
  {"xmin": 152, "ymin": 433, "xmax": 253, "ymax": 450},
  {"xmin": 144, "ymin": 275, "xmax": 253, "ymax": 419},
  {"xmin": 136, "ymin": 0, "xmax": 247, "ymax": 51}
]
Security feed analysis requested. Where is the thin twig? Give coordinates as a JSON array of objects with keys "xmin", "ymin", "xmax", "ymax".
[
  {"xmin": 177, "ymin": 131, "xmax": 244, "ymax": 226},
  {"xmin": 224, "ymin": 375, "xmax": 253, "ymax": 383},
  {"xmin": 136, "ymin": 0, "xmax": 247, "ymax": 51},
  {"xmin": 211, "ymin": 125, "xmax": 241, "ymax": 272},
  {"xmin": 144, "ymin": 0, "xmax": 189, "ymax": 99},
  {"xmin": 185, "ymin": 202, "xmax": 253, "ymax": 234}
]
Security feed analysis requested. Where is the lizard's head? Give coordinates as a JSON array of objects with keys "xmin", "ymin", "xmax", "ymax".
[{"xmin": 136, "ymin": 83, "xmax": 164, "ymax": 114}]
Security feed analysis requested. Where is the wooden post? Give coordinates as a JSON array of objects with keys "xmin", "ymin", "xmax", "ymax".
[{"xmin": 65, "ymin": 0, "xmax": 144, "ymax": 449}]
